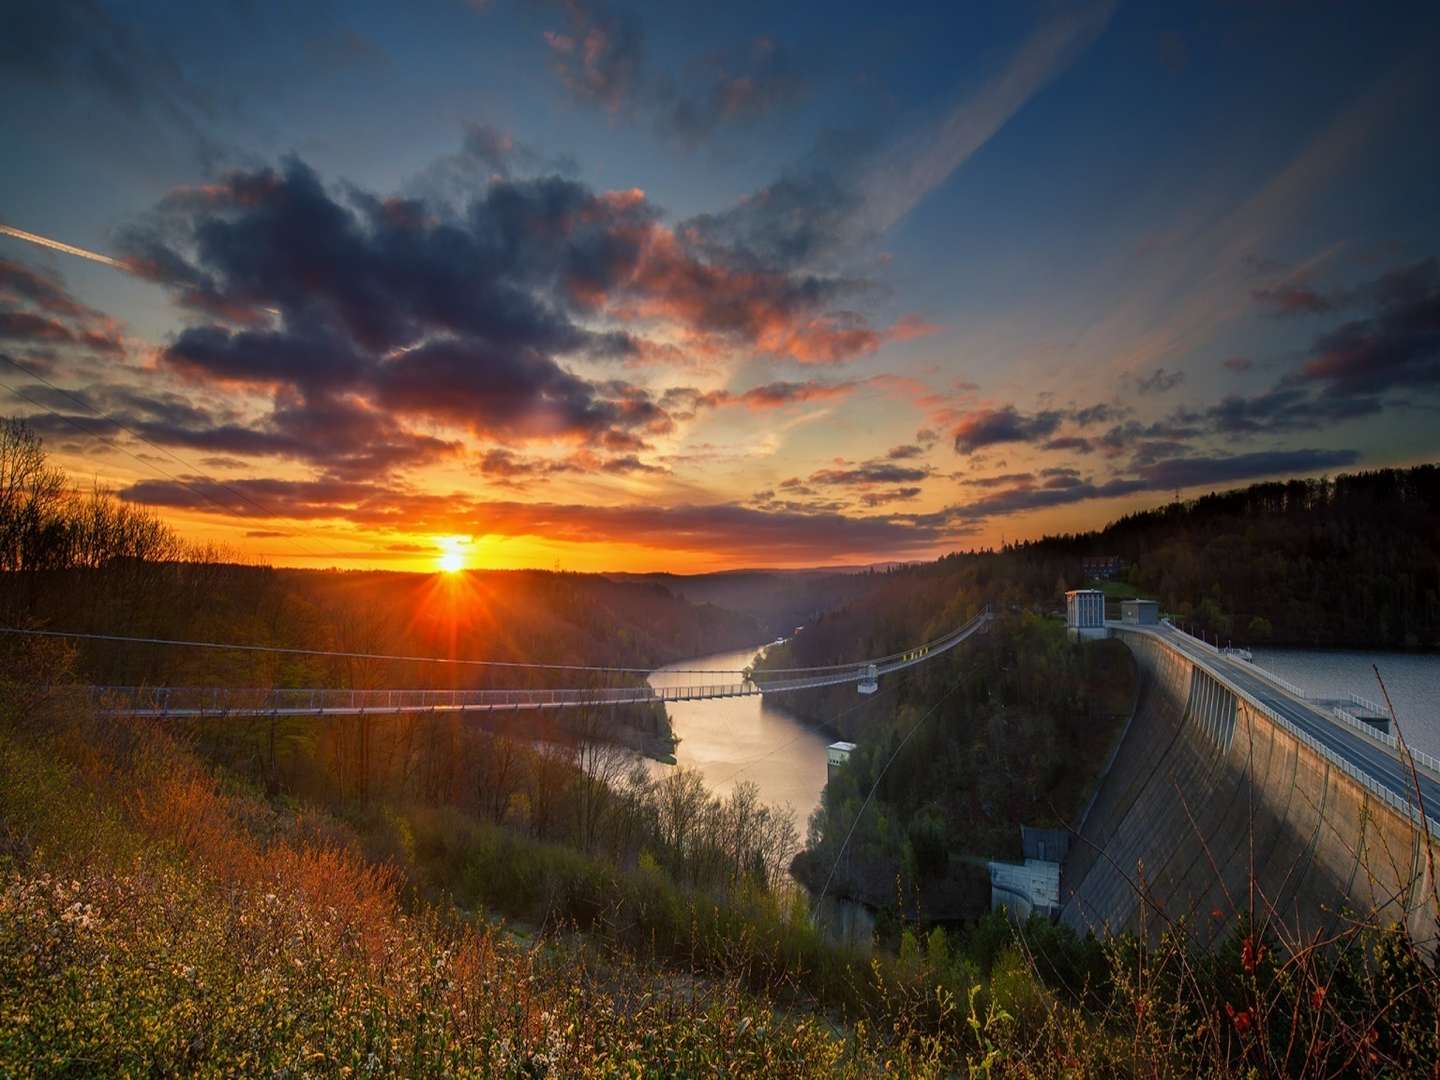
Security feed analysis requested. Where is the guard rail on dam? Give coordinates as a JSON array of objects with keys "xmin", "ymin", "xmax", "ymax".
[{"xmin": 1062, "ymin": 623, "xmax": 1439, "ymax": 950}]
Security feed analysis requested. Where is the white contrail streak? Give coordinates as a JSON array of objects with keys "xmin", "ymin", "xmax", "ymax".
[{"xmin": 0, "ymin": 223, "xmax": 130, "ymax": 271}]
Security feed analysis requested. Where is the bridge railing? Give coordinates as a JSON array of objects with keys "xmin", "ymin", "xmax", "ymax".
[
  {"xmin": 1331, "ymin": 706, "xmax": 1399, "ymax": 750},
  {"xmin": 1161, "ymin": 619, "xmax": 1221, "ymax": 656},
  {"xmin": 1240, "ymin": 661, "xmax": 1310, "ymax": 701},
  {"xmin": 1346, "ymin": 691, "xmax": 1388, "ymax": 716}
]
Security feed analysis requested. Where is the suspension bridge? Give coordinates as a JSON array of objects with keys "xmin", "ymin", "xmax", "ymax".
[{"xmin": 52, "ymin": 608, "xmax": 992, "ymax": 719}]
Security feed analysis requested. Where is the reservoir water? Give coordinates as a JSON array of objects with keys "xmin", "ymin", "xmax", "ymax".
[
  {"xmin": 1250, "ymin": 648, "xmax": 1440, "ymax": 756},
  {"xmin": 647, "ymin": 642, "xmax": 831, "ymax": 824}
]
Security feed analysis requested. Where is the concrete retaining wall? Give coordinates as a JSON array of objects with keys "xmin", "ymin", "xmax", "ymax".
[{"xmin": 1062, "ymin": 630, "xmax": 1437, "ymax": 948}]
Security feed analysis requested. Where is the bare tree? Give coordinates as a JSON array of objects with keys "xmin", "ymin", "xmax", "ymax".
[
  {"xmin": 0, "ymin": 417, "xmax": 65, "ymax": 572},
  {"xmin": 570, "ymin": 699, "xmax": 633, "ymax": 852}
]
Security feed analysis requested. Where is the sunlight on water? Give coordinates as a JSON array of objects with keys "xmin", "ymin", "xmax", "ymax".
[{"xmin": 647, "ymin": 643, "xmax": 830, "ymax": 821}]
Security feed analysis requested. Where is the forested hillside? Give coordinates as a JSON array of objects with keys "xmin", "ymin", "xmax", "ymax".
[
  {"xmin": 1038, "ymin": 466, "xmax": 1440, "ymax": 648},
  {"xmin": 0, "ymin": 418, "xmax": 762, "ymax": 693},
  {"xmin": 760, "ymin": 568, "xmax": 1135, "ymax": 917}
]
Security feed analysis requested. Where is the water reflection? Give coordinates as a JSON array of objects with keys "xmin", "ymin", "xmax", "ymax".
[{"xmin": 647, "ymin": 642, "xmax": 831, "ymax": 821}]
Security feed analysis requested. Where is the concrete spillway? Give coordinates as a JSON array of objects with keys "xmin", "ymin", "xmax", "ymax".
[{"xmin": 1062, "ymin": 627, "xmax": 1438, "ymax": 949}]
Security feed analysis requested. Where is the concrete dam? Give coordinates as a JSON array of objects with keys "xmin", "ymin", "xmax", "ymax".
[{"xmin": 1061, "ymin": 622, "xmax": 1439, "ymax": 949}]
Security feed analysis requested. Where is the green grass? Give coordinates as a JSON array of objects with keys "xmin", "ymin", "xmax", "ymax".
[{"xmin": 1088, "ymin": 577, "xmax": 1160, "ymax": 603}]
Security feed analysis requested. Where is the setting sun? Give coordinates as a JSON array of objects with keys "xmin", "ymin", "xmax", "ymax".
[{"xmin": 436, "ymin": 535, "xmax": 471, "ymax": 573}]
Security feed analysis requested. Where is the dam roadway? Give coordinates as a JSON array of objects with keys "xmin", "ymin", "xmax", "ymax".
[
  {"xmin": 1062, "ymin": 620, "xmax": 1439, "ymax": 947},
  {"xmin": 1149, "ymin": 623, "xmax": 1440, "ymax": 815}
]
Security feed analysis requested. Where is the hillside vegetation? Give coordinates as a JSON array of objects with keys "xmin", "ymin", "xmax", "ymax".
[
  {"xmin": 1038, "ymin": 466, "xmax": 1440, "ymax": 648},
  {"xmin": 3, "ymin": 423, "xmax": 1437, "ymax": 1074}
]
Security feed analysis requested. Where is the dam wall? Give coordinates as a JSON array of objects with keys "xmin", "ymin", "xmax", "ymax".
[{"xmin": 1062, "ymin": 629, "xmax": 1437, "ymax": 948}]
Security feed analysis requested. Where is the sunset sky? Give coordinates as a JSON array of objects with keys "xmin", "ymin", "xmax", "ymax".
[{"xmin": 2, "ymin": 0, "xmax": 1438, "ymax": 573}]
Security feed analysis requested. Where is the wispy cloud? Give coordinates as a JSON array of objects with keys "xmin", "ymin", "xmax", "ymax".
[{"xmin": 855, "ymin": 0, "xmax": 1116, "ymax": 236}]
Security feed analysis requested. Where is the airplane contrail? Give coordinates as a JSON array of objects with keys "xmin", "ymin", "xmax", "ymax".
[
  {"xmin": 0, "ymin": 223, "xmax": 130, "ymax": 271},
  {"xmin": 0, "ymin": 221, "xmax": 281, "ymax": 318}
]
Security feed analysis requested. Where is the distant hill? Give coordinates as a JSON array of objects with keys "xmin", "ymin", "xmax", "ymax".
[{"xmin": 603, "ymin": 568, "xmax": 884, "ymax": 638}]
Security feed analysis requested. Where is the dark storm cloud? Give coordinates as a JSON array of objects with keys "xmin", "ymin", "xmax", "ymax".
[
  {"xmin": 1135, "ymin": 448, "xmax": 1361, "ymax": 489},
  {"xmin": 1297, "ymin": 258, "xmax": 1440, "ymax": 399},
  {"xmin": 1252, "ymin": 283, "xmax": 1334, "ymax": 317},
  {"xmin": 0, "ymin": 257, "xmax": 125, "ymax": 360},
  {"xmin": 8, "ymin": 376, "xmax": 460, "ymax": 480},
  {"xmin": 807, "ymin": 462, "xmax": 930, "ymax": 487},
  {"xmin": 1192, "ymin": 257, "xmax": 1440, "ymax": 437},
  {"xmin": 681, "ymin": 171, "xmax": 859, "ymax": 273},
  {"xmin": 541, "ymin": 1, "xmax": 805, "ymax": 143},
  {"xmin": 0, "ymin": 312, "xmax": 75, "ymax": 345},
  {"xmin": 1134, "ymin": 367, "xmax": 1185, "ymax": 395},
  {"xmin": 962, "ymin": 471, "xmax": 1035, "ymax": 488},
  {"xmin": 859, "ymin": 487, "xmax": 922, "ymax": 507},
  {"xmin": 1199, "ymin": 386, "xmax": 1380, "ymax": 434},
  {"xmin": 118, "ymin": 149, "xmax": 900, "ymax": 479},
  {"xmin": 938, "ymin": 447, "xmax": 1361, "ymax": 526},
  {"xmin": 1068, "ymin": 402, "xmax": 1127, "ymax": 426},
  {"xmin": 951, "ymin": 406, "xmax": 1063, "ymax": 454},
  {"xmin": 1042, "ymin": 435, "xmax": 1093, "ymax": 454}
]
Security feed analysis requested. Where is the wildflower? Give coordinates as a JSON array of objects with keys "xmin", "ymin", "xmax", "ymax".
[
  {"xmin": 1225, "ymin": 1002, "xmax": 1253, "ymax": 1035},
  {"xmin": 1240, "ymin": 936, "xmax": 1266, "ymax": 973}
]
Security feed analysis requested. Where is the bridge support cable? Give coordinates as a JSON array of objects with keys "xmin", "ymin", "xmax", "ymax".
[
  {"xmin": 1, "ymin": 608, "xmax": 989, "ymax": 679},
  {"xmin": 17, "ymin": 610, "xmax": 995, "ymax": 719}
]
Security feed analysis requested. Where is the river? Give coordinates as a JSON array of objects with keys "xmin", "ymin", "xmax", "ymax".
[
  {"xmin": 1250, "ymin": 647, "xmax": 1440, "ymax": 756},
  {"xmin": 646, "ymin": 641, "xmax": 831, "ymax": 825}
]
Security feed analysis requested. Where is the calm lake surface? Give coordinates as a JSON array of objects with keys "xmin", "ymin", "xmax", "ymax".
[
  {"xmin": 1250, "ymin": 648, "xmax": 1440, "ymax": 756},
  {"xmin": 647, "ymin": 642, "xmax": 831, "ymax": 825}
]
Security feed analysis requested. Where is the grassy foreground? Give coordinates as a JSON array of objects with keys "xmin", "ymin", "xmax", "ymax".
[{"xmin": 2, "ymin": 650, "xmax": 1437, "ymax": 1076}]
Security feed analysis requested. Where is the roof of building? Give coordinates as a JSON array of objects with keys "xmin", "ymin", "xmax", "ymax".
[{"xmin": 828, "ymin": 741, "xmax": 857, "ymax": 752}]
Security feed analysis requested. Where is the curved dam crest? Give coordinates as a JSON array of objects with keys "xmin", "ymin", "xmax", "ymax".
[{"xmin": 1063, "ymin": 627, "xmax": 1438, "ymax": 949}]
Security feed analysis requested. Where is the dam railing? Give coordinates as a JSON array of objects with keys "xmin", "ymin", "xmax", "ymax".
[{"xmin": 1118, "ymin": 626, "xmax": 1440, "ymax": 837}]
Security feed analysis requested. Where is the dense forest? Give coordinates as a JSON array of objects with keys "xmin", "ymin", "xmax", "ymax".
[
  {"xmin": 757, "ymin": 568, "xmax": 1135, "ymax": 917},
  {"xmin": 1030, "ymin": 466, "xmax": 1440, "ymax": 648}
]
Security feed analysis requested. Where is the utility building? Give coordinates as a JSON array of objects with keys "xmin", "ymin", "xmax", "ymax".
[
  {"xmin": 826, "ymin": 741, "xmax": 856, "ymax": 780},
  {"xmin": 1121, "ymin": 599, "xmax": 1160, "ymax": 626},
  {"xmin": 1065, "ymin": 589, "xmax": 1106, "ymax": 641}
]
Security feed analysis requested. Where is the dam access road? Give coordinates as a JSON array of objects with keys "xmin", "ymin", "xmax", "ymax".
[{"xmin": 1152, "ymin": 624, "xmax": 1440, "ymax": 813}]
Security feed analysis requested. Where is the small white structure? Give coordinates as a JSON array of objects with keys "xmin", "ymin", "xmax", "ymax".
[
  {"xmin": 988, "ymin": 859, "xmax": 1062, "ymax": 921},
  {"xmin": 1065, "ymin": 588, "xmax": 1106, "ymax": 641},
  {"xmin": 826, "ymin": 741, "xmax": 857, "ymax": 779},
  {"xmin": 1121, "ymin": 599, "xmax": 1159, "ymax": 626}
]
